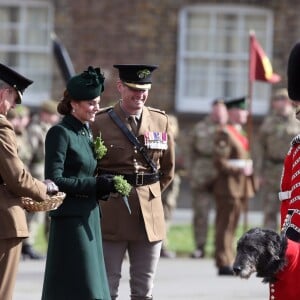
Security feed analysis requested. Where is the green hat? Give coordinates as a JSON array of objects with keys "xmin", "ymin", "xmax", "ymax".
[
  {"xmin": 225, "ymin": 97, "xmax": 247, "ymax": 110},
  {"xmin": 0, "ymin": 63, "xmax": 33, "ymax": 104},
  {"xmin": 113, "ymin": 64, "xmax": 158, "ymax": 90},
  {"xmin": 67, "ymin": 66, "xmax": 104, "ymax": 101}
]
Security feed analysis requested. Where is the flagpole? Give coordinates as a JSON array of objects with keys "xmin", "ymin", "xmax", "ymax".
[
  {"xmin": 247, "ymin": 31, "xmax": 255, "ymax": 153},
  {"xmin": 243, "ymin": 30, "xmax": 255, "ymax": 232}
]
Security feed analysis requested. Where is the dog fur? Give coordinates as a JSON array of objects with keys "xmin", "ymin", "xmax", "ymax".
[
  {"xmin": 233, "ymin": 227, "xmax": 287, "ymax": 283},
  {"xmin": 233, "ymin": 227, "xmax": 300, "ymax": 300}
]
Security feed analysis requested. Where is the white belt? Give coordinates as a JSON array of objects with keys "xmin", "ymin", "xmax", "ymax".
[
  {"xmin": 278, "ymin": 190, "xmax": 291, "ymax": 201},
  {"xmin": 227, "ymin": 159, "xmax": 253, "ymax": 168}
]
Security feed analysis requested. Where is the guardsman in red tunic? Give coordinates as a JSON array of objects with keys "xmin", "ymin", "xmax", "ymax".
[{"xmin": 281, "ymin": 42, "xmax": 300, "ymax": 242}]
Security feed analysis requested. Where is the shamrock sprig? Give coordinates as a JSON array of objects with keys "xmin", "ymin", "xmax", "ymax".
[
  {"xmin": 93, "ymin": 133, "xmax": 107, "ymax": 160},
  {"xmin": 113, "ymin": 175, "xmax": 132, "ymax": 197},
  {"xmin": 113, "ymin": 175, "xmax": 132, "ymax": 214}
]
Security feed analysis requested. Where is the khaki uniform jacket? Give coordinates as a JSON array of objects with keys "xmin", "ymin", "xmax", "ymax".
[
  {"xmin": 91, "ymin": 103, "xmax": 175, "ymax": 242},
  {"xmin": 0, "ymin": 115, "xmax": 47, "ymax": 239},
  {"xmin": 213, "ymin": 125, "xmax": 255, "ymax": 199}
]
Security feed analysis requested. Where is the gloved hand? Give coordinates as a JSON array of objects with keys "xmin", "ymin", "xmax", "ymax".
[
  {"xmin": 43, "ymin": 179, "xmax": 59, "ymax": 196},
  {"xmin": 96, "ymin": 174, "xmax": 117, "ymax": 198}
]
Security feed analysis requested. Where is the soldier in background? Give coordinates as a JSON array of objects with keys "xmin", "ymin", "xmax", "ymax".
[
  {"xmin": 7, "ymin": 105, "xmax": 32, "ymax": 168},
  {"xmin": 189, "ymin": 99, "xmax": 228, "ymax": 259},
  {"xmin": 160, "ymin": 114, "xmax": 185, "ymax": 258},
  {"xmin": 6, "ymin": 106, "xmax": 44, "ymax": 259},
  {"xmin": 213, "ymin": 97, "xmax": 256, "ymax": 275},
  {"xmin": 28, "ymin": 100, "xmax": 60, "ymax": 180},
  {"xmin": 27, "ymin": 100, "xmax": 60, "ymax": 243},
  {"xmin": 257, "ymin": 88, "xmax": 300, "ymax": 231}
]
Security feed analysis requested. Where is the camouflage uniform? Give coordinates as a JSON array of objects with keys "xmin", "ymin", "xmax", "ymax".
[
  {"xmin": 27, "ymin": 115, "xmax": 52, "ymax": 180},
  {"xmin": 6, "ymin": 107, "xmax": 42, "ymax": 256},
  {"xmin": 258, "ymin": 110, "xmax": 300, "ymax": 230},
  {"xmin": 189, "ymin": 116, "xmax": 219, "ymax": 254},
  {"xmin": 27, "ymin": 100, "xmax": 59, "ymax": 242}
]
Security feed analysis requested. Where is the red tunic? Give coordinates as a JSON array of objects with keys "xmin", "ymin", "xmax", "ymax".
[
  {"xmin": 280, "ymin": 138, "xmax": 300, "ymax": 228},
  {"xmin": 280, "ymin": 147, "xmax": 293, "ymax": 227},
  {"xmin": 269, "ymin": 239, "xmax": 300, "ymax": 300}
]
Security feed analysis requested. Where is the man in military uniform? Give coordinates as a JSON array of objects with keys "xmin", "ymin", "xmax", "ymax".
[
  {"xmin": 91, "ymin": 64, "xmax": 174, "ymax": 300},
  {"xmin": 213, "ymin": 97, "xmax": 255, "ymax": 275},
  {"xmin": 0, "ymin": 63, "xmax": 58, "ymax": 300},
  {"xmin": 6, "ymin": 105, "xmax": 43, "ymax": 259},
  {"xmin": 257, "ymin": 88, "xmax": 300, "ymax": 231},
  {"xmin": 28, "ymin": 100, "xmax": 60, "ymax": 180},
  {"xmin": 189, "ymin": 99, "xmax": 228, "ymax": 259},
  {"xmin": 6, "ymin": 105, "xmax": 32, "ymax": 168}
]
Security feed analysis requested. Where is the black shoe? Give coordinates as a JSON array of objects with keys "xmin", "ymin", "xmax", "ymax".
[
  {"xmin": 218, "ymin": 266, "xmax": 234, "ymax": 276},
  {"xmin": 190, "ymin": 248, "xmax": 205, "ymax": 259},
  {"xmin": 22, "ymin": 245, "xmax": 44, "ymax": 260},
  {"xmin": 160, "ymin": 248, "xmax": 176, "ymax": 258}
]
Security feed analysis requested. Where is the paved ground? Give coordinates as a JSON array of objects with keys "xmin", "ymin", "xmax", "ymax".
[
  {"xmin": 14, "ymin": 209, "xmax": 268, "ymax": 299},
  {"xmin": 15, "ymin": 257, "xmax": 268, "ymax": 300}
]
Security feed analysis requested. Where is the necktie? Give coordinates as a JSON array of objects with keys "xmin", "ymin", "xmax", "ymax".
[{"xmin": 128, "ymin": 115, "xmax": 138, "ymax": 135}]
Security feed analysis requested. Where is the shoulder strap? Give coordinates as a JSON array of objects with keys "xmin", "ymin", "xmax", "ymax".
[{"xmin": 107, "ymin": 108, "xmax": 158, "ymax": 173}]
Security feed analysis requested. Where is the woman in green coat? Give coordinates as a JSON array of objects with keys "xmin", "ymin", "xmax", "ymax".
[{"xmin": 41, "ymin": 67, "xmax": 114, "ymax": 300}]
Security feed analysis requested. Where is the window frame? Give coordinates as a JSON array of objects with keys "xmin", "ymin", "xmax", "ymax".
[
  {"xmin": 0, "ymin": 0, "xmax": 54, "ymax": 107},
  {"xmin": 176, "ymin": 4, "xmax": 275, "ymax": 115}
]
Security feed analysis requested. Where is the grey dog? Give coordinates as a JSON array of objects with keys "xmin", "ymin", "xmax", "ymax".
[{"xmin": 233, "ymin": 227, "xmax": 287, "ymax": 283}]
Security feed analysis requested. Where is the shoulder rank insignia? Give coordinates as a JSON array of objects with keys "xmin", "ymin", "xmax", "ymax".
[{"xmin": 147, "ymin": 106, "xmax": 166, "ymax": 115}]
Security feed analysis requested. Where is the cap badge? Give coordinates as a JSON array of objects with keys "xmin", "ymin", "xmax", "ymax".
[{"xmin": 137, "ymin": 69, "xmax": 150, "ymax": 79}]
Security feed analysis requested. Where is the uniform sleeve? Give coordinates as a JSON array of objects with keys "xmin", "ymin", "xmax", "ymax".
[
  {"xmin": 213, "ymin": 129, "xmax": 242, "ymax": 175},
  {"xmin": 45, "ymin": 125, "xmax": 97, "ymax": 195},
  {"xmin": 0, "ymin": 123, "xmax": 47, "ymax": 200},
  {"xmin": 159, "ymin": 115, "xmax": 175, "ymax": 192}
]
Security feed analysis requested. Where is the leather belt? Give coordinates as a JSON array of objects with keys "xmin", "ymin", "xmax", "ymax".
[
  {"xmin": 97, "ymin": 170, "xmax": 161, "ymax": 187},
  {"xmin": 279, "ymin": 190, "xmax": 291, "ymax": 201},
  {"xmin": 122, "ymin": 172, "xmax": 160, "ymax": 186}
]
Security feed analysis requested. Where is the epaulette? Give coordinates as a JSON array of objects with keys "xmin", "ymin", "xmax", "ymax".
[
  {"xmin": 147, "ymin": 106, "xmax": 166, "ymax": 115},
  {"xmin": 292, "ymin": 134, "xmax": 300, "ymax": 146},
  {"xmin": 96, "ymin": 106, "xmax": 113, "ymax": 115}
]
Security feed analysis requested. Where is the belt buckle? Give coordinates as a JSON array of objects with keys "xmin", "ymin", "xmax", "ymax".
[{"xmin": 136, "ymin": 172, "xmax": 144, "ymax": 186}]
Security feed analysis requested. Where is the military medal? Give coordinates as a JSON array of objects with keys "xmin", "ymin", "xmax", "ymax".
[{"xmin": 144, "ymin": 131, "xmax": 168, "ymax": 150}]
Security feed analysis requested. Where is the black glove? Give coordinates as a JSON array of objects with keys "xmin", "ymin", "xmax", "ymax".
[
  {"xmin": 43, "ymin": 179, "xmax": 59, "ymax": 195},
  {"xmin": 96, "ymin": 174, "xmax": 117, "ymax": 198}
]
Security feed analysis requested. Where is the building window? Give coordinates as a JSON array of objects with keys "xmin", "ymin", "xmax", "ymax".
[
  {"xmin": 176, "ymin": 5, "xmax": 274, "ymax": 115},
  {"xmin": 0, "ymin": 1, "xmax": 53, "ymax": 106}
]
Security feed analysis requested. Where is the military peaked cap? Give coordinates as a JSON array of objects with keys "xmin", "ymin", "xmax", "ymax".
[
  {"xmin": 114, "ymin": 64, "xmax": 158, "ymax": 90},
  {"xmin": 0, "ymin": 63, "xmax": 33, "ymax": 104},
  {"xmin": 225, "ymin": 97, "xmax": 247, "ymax": 110}
]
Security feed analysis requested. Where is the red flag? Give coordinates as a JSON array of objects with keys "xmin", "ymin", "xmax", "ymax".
[{"xmin": 249, "ymin": 32, "xmax": 281, "ymax": 83}]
